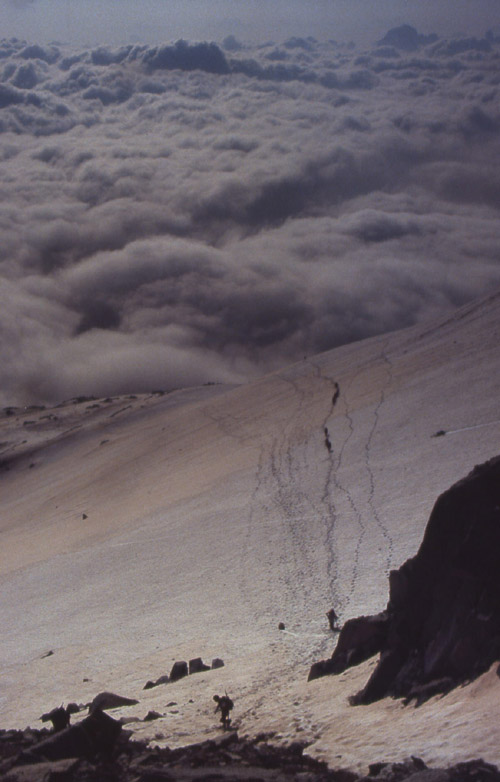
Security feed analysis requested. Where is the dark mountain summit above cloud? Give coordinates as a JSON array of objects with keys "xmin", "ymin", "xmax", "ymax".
[
  {"xmin": 377, "ymin": 25, "xmax": 439, "ymax": 52},
  {"xmin": 143, "ymin": 40, "xmax": 231, "ymax": 74}
]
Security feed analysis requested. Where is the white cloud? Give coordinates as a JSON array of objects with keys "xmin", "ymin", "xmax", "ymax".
[{"xmin": 1, "ymin": 32, "xmax": 500, "ymax": 405}]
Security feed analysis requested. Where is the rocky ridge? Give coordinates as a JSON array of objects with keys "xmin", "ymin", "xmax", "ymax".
[
  {"xmin": 1, "ymin": 715, "xmax": 500, "ymax": 782},
  {"xmin": 309, "ymin": 456, "xmax": 500, "ymax": 705}
]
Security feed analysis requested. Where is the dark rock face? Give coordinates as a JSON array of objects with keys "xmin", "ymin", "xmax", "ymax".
[
  {"xmin": 309, "ymin": 456, "xmax": 500, "ymax": 704},
  {"xmin": 18, "ymin": 709, "xmax": 122, "ymax": 764},
  {"xmin": 309, "ymin": 614, "xmax": 388, "ymax": 682}
]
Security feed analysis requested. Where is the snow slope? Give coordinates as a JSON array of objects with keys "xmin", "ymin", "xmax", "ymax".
[{"xmin": 1, "ymin": 289, "xmax": 500, "ymax": 772}]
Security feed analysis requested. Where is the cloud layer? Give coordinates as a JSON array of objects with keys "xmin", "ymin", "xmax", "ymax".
[{"xmin": 1, "ymin": 28, "xmax": 500, "ymax": 404}]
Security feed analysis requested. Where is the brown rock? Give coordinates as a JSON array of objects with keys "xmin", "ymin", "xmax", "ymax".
[
  {"xmin": 169, "ymin": 661, "xmax": 188, "ymax": 682},
  {"xmin": 188, "ymin": 657, "xmax": 211, "ymax": 674}
]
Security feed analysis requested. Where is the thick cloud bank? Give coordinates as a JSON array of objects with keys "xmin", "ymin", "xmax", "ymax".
[{"xmin": 1, "ymin": 28, "xmax": 500, "ymax": 404}]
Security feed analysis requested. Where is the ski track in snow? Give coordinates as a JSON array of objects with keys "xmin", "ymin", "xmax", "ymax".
[
  {"xmin": 202, "ymin": 368, "xmax": 340, "ymax": 663},
  {"xmin": 364, "ymin": 346, "xmax": 395, "ymax": 578},
  {"xmin": 310, "ymin": 346, "xmax": 395, "ymax": 618},
  {"xmin": 267, "ymin": 370, "xmax": 327, "ymax": 651},
  {"xmin": 316, "ymin": 360, "xmax": 365, "ymax": 617},
  {"xmin": 202, "ymin": 349, "xmax": 396, "ymax": 632},
  {"xmin": 444, "ymin": 419, "xmax": 500, "ymax": 436},
  {"xmin": 308, "ymin": 360, "xmax": 345, "ymax": 612}
]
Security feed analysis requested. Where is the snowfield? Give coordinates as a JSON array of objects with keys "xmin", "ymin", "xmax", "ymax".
[{"xmin": 1, "ymin": 289, "xmax": 500, "ymax": 772}]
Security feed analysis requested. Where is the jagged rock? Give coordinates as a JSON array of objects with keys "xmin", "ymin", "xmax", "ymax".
[
  {"xmin": 309, "ymin": 456, "xmax": 500, "ymax": 704},
  {"xmin": 143, "ymin": 674, "xmax": 169, "ymax": 690},
  {"xmin": 189, "ymin": 657, "xmax": 211, "ymax": 674},
  {"xmin": 1, "ymin": 757, "xmax": 81, "ymax": 781},
  {"xmin": 309, "ymin": 614, "xmax": 388, "ymax": 681},
  {"xmin": 211, "ymin": 658, "xmax": 225, "ymax": 669},
  {"xmin": 1, "ymin": 724, "xmax": 500, "ymax": 782},
  {"xmin": 39, "ymin": 706, "xmax": 70, "ymax": 732},
  {"xmin": 448, "ymin": 759, "xmax": 500, "ymax": 781},
  {"xmin": 362, "ymin": 756, "xmax": 429, "ymax": 781},
  {"xmin": 89, "ymin": 692, "xmax": 139, "ymax": 713},
  {"xmin": 19, "ymin": 710, "xmax": 122, "ymax": 763},
  {"xmin": 156, "ymin": 675, "xmax": 170, "ymax": 686},
  {"xmin": 169, "ymin": 661, "xmax": 188, "ymax": 682}
]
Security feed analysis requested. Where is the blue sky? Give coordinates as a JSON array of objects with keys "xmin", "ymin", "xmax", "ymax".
[{"xmin": 2, "ymin": 0, "xmax": 500, "ymax": 47}]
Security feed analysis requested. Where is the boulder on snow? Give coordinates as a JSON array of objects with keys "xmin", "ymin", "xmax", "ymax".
[
  {"xmin": 309, "ymin": 456, "xmax": 500, "ymax": 704},
  {"xmin": 143, "ymin": 710, "xmax": 163, "ymax": 721},
  {"xmin": 88, "ymin": 692, "xmax": 139, "ymax": 713},
  {"xmin": 169, "ymin": 660, "xmax": 188, "ymax": 682},
  {"xmin": 189, "ymin": 657, "xmax": 211, "ymax": 674},
  {"xmin": 156, "ymin": 674, "xmax": 170, "ymax": 686},
  {"xmin": 143, "ymin": 674, "xmax": 169, "ymax": 690}
]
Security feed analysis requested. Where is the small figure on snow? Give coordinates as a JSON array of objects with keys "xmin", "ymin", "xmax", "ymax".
[
  {"xmin": 326, "ymin": 608, "xmax": 340, "ymax": 632},
  {"xmin": 213, "ymin": 693, "xmax": 234, "ymax": 729}
]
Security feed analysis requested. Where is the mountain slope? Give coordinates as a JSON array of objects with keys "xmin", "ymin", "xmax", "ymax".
[{"xmin": 1, "ymin": 290, "xmax": 500, "ymax": 771}]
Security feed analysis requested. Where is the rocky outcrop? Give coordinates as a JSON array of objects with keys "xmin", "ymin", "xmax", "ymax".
[
  {"xmin": 143, "ymin": 674, "xmax": 170, "ymax": 689},
  {"xmin": 145, "ymin": 657, "xmax": 221, "ymax": 688},
  {"xmin": 309, "ymin": 456, "xmax": 500, "ymax": 704},
  {"xmin": 40, "ymin": 706, "xmax": 70, "ymax": 732},
  {"xmin": 309, "ymin": 613, "xmax": 388, "ymax": 682},
  {"xmin": 88, "ymin": 692, "xmax": 139, "ymax": 713},
  {"xmin": 1, "ymin": 724, "xmax": 499, "ymax": 782},
  {"xmin": 169, "ymin": 660, "xmax": 189, "ymax": 682},
  {"xmin": 15, "ymin": 709, "xmax": 122, "ymax": 766},
  {"xmin": 189, "ymin": 657, "xmax": 211, "ymax": 674}
]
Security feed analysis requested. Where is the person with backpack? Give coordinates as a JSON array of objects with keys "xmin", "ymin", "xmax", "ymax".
[{"xmin": 213, "ymin": 693, "xmax": 234, "ymax": 729}]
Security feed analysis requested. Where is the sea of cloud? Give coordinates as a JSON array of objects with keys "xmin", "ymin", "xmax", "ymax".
[{"xmin": 1, "ymin": 28, "xmax": 500, "ymax": 405}]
